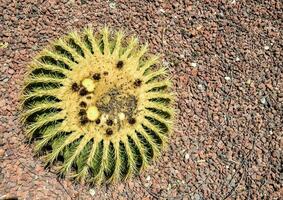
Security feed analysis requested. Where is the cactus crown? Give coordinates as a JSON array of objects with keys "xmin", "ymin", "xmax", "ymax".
[{"xmin": 21, "ymin": 27, "xmax": 175, "ymax": 184}]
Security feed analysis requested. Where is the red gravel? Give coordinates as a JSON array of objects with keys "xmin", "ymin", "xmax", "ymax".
[{"xmin": 0, "ymin": 0, "xmax": 282, "ymax": 199}]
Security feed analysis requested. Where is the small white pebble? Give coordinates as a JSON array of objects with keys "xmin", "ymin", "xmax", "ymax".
[
  {"xmin": 224, "ymin": 76, "xmax": 231, "ymax": 81},
  {"xmin": 146, "ymin": 175, "xmax": 151, "ymax": 181},
  {"xmin": 159, "ymin": 8, "xmax": 165, "ymax": 13},
  {"xmin": 198, "ymin": 84, "xmax": 205, "ymax": 91},
  {"xmin": 109, "ymin": 2, "xmax": 116, "ymax": 9},
  {"xmin": 260, "ymin": 97, "xmax": 267, "ymax": 105},
  {"xmin": 246, "ymin": 79, "xmax": 252, "ymax": 85},
  {"xmin": 185, "ymin": 153, "xmax": 190, "ymax": 161},
  {"xmin": 114, "ymin": 118, "xmax": 118, "ymax": 124},
  {"xmin": 163, "ymin": 61, "xmax": 170, "ymax": 67},
  {"xmin": 144, "ymin": 182, "xmax": 151, "ymax": 187},
  {"xmin": 235, "ymin": 57, "xmax": 240, "ymax": 61},
  {"xmin": 89, "ymin": 188, "xmax": 96, "ymax": 196},
  {"xmin": 264, "ymin": 45, "xmax": 269, "ymax": 50},
  {"xmin": 190, "ymin": 62, "xmax": 197, "ymax": 68}
]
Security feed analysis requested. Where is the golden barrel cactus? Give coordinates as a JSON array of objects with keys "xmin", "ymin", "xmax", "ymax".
[{"xmin": 21, "ymin": 27, "xmax": 175, "ymax": 184}]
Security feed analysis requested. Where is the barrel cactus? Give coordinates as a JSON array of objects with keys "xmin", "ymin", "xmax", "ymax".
[{"xmin": 20, "ymin": 27, "xmax": 175, "ymax": 184}]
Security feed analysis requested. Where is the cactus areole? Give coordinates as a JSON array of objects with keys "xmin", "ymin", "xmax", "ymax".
[{"xmin": 21, "ymin": 27, "xmax": 175, "ymax": 184}]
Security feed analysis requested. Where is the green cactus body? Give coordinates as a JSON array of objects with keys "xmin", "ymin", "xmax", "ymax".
[{"xmin": 21, "ymin": 27, "xmax": 175, "ymax": 184}]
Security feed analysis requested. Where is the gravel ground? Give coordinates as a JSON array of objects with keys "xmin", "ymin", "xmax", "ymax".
[{"xmin": 0, "ymin": 0, "xmax": 282, "ymax": 199}]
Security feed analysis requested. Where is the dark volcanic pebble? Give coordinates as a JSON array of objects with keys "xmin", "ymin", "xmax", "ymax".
[{"xmin": 0, "ymin": 0, "xmax": 282, "ymax": 199}]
